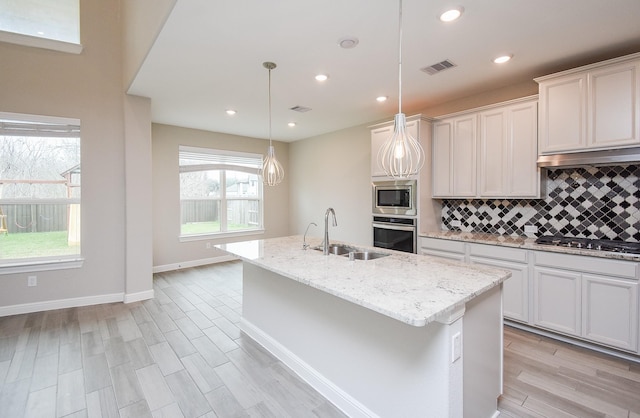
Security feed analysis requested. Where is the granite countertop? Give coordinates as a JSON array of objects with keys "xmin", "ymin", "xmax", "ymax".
[
  {"xmin": 216, "ymin": 235, "xmax": 510, "ymax": 328},
  {"xmin": 420, "ymin": 231, "xmax": 640, "ymax": 262}
]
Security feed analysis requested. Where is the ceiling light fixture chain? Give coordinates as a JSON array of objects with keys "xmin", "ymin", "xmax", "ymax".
[
  {"xmin": 261, "ymin": 61, "xmax": 284, "ymax": 186},
  {"xmin": 378, "ymin": 0, "xmax": 425, "ymax": 179}
]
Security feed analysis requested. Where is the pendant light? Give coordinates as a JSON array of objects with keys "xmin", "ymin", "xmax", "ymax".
[
  {"xmin": 261, "ymin": 61, "xmax": 285, "ymax": 186},
  {"xmin": 378, "ymin": 0, "xmax": 425, "ymax": 178}
]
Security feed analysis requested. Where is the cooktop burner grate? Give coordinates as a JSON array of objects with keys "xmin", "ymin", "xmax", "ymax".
[{"xmin": 534, "ymin": 235, "xmax": 640, "ymax": 255}]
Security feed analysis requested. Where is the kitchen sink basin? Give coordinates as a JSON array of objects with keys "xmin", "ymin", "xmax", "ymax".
[
  {"xmin": 312, "ymin": 244, "xmax": 389, "ymax": 260},
  {"xmin": 345, "ymin": 251, "xmax": 389, "ymax": 260},
  {"xmin": 312, "ymin": 244, "xmax": 357, "ymax": 255}
]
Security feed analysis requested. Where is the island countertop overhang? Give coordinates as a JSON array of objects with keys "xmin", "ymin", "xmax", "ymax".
[{"xmin": 217, "ymin": 235, "xmax": 511, "ymax": 327}]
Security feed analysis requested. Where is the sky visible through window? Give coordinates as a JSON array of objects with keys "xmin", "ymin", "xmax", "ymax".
[{"xmin": 0, "ymin": 0, "xmax": 80, "ymax": 44}]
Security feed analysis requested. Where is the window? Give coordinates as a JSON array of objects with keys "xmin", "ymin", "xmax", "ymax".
[
  {"xmin": 0, "ymin": 0, "xmax": 82, "ymax": 53},
  {"xmin": 179, "ymin": 146, "xmax": 263, "ymax": 239},
  {"xmin": 0, "ymin": 112, "xmax": 81, "ymax": 272}
]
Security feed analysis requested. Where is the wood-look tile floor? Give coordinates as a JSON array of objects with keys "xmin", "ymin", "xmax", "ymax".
[
  {"xmin": 500, "ymin": 326, "xmax": 640, "ymax": 418},
  {"xmin": 0, "ymin": 261, "xmax": 346, "ymax": 418},
  {"xmin": 0, "ymin": 260, "xmax": 639, "ymax": 418}
]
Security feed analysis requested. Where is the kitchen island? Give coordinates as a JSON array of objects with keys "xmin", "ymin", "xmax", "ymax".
[{"xmin": 217, "ymin": 236, "xmax": 511, "ymax": 418}]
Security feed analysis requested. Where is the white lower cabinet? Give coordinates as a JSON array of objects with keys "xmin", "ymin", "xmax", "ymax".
[
  {"xmin": 582, "ymin": 274, "xmax": 638, "ymax": 351},
  {"xmin": 468, "ymin": 243, "xmax": 529, "ymax": 324},
  {"xmin": 533, "ymin": 250, "xmax": 639, "ymax": 352},
  {"xmin": 472, "ymin": 257, "xmax": 529, "ymax": 323},
  {"xmin": 419, "ymin": 237, "xmax": 466, "ymax": 262},
  {"xmin": 419, "ymin": 236, "xmax": 640, "ymax": 354},
  {"xmin": 533, "ymin": 266, "xmax": 581, "ymax": 336}
]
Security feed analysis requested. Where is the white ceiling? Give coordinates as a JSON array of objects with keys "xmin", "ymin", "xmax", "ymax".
[{"xmin": 127, "ymin": 0, "xmax": 640, "ymax": 143}]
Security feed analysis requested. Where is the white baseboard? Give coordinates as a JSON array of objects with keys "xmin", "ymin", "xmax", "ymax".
[
  {"xmin": 124, "ymin": 289, "xmax": 154, "ymax": 303},
  {"xmin": 0, "ymin": 292, "xmax": 124, "ymax": 317},
  {"xmin": 240, "ymin": 319, "xmax": 378, "ymax": 418},
  {"xmin": 153, "ymin": 254, "xmax": 238, "ymax": 273}
]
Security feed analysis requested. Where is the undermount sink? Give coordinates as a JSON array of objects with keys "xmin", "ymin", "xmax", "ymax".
[
  {"xmin": 312, "ymin": 244, "xmax": 390, "ymax": 260},
  {"xmin": 347, "ymin": 251, "xmax": 389, "ymax": 260},
  {"xmin": 313, "ymin": 244, "xmax": 356, "ymax": 255}
]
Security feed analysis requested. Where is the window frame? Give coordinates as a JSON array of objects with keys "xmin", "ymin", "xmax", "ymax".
[
  {"xmin": 178, "ymin": 146, "xmax": 264, "ymax": 242},
  {"xmin": 0, "ymin": 111, "xmax": 83, "ymax": 275},
  {"xmin": 0, "ymin": 0, "xmax": 82, "ymax": 54}
]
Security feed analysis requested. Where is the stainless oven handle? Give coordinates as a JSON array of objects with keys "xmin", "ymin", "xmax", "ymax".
[{"xmin": 372, "ymin": 222, "xmax": 415, "ymax": 232}]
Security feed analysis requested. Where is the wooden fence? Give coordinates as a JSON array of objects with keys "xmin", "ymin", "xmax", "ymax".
[
  {"xmin": 0, "ymin": 204, "xmax": 68, "ymax": 234},
  {"xmin": 181, "ymin": 199, "xmax": 259, "ymax": 226}
]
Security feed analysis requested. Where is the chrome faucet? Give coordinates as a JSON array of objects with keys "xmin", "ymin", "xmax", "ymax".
[
  {"xmin": 323, "ymin": 208, "xmax": 337, "ymax": 255},
  {"xmin": 303, "ymin": 222, "xmax": 317, "ymax": 250}
]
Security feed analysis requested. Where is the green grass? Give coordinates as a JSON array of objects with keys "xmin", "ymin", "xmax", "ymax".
[
  {"xmin": 0, "ymin": 222, "xmax": 259, "ymax": 260},
  {"xmin": 0, "ymin": 231, "xmax": 79, "ymax": 259}
]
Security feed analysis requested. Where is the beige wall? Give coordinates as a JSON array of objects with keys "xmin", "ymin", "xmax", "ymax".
[
  {"xmin": 289, "ymin": 124, "xmax": 372, "ymax": 247},
  {"xmin": 418, "ymin": 80, "xmax": 538, "ymax": 118},
  {"xmin": 124, "ymin": 95, "xmax": 153, "ymax": 299},
  {"xmin": 0, "ymin": 0, "xmax": 128, "ymax": 309},
  {"xmin": 151, "ymin": 123, "xmax": 290, "ymax": 268}
]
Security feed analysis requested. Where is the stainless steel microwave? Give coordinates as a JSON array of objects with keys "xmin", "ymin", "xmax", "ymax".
[{"xmin": 372, "ymin": 180, "xmax": 416, "ymax": 216}]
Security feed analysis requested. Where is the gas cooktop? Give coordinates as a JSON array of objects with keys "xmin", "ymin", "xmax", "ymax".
[{"xmin": 534, "ymin": 235, "xmax": 640, "ymax": 255}]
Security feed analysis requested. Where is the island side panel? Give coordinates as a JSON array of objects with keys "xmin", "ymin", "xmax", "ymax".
[
  {"xmin": 241, "ymin": 262, "xmax": 463, "ymax": 418},
  {"xmin": 463, "ymin": 284, "xmax": 503, "ymax": 417}
]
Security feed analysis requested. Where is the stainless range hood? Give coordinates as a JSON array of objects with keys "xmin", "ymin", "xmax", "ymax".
[{"xmin": 537, "ymin": 147, "xmax": 640, "ymax": 168}]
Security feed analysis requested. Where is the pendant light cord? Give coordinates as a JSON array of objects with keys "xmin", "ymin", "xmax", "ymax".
[
  {"xmin": 398, "ymin": 0, "xmax": 403, "ymax": 115},
  {"xmin": 268, "ymin": 66, "xmax": 273, "ymax": 146}
]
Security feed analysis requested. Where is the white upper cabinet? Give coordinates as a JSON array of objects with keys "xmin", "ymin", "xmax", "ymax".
[
  {"xmin": 370, "ymin": 124, "xmax": 394, "ymax": 177},
  {"xmin": 536, "ymin": 53, "xmax": 640, "ymax": 154},
  {"xmin": 479, "ymin": 99, "xmax": 539, "ymax": 197},
  {"xmin": 432, "ymin": 114, "xmax": 477, "ymax": 197},
  {"xmin": 433, "ymin": 96, "xmax": 539, "ymax": 199}
]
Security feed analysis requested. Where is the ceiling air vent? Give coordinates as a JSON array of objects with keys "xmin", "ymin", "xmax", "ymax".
[
  {"xmin": 290, "ymin": 105, "xmax": 312, "ymax": 113},
  {"xmin": 420, "ymin": 59, "xmax": 456, "ymax": 75}
]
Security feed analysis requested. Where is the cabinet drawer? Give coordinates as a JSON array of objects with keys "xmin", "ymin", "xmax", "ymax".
[
  {"xmin": 420, "ymin": 237, "xmax": 466, "ymax": 254},
  {"xmin": 533, "ymin": 250, "xmax": 638, "ymax": 279},
  {"xmin": 469, "ymin": 243, "xmax": 527, "ymax": 263}
]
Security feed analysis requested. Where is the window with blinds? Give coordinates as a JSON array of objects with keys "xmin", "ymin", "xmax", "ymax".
[
  {"xmin": 0, "ymin": 112, "xmax": 82, "ymax": 271},
  {"xmin": 178, "ymin": 146, "xmax": 264, "ymax": 238}
]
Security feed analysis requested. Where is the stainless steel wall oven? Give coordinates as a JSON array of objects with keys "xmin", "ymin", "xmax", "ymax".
[{"xmin": 372, "ymin": 216, "xmax": 416, "ymax": 254}]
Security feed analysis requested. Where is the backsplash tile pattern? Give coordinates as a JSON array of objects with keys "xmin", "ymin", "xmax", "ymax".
[{"xmin": 441, "ymin": 165, "xmax": 640, "ymax": 242}]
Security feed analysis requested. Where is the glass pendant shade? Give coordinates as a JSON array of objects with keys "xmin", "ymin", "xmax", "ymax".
[
  {"xmin": 378, "ymin": 113, "xmax": 424, "ymax": 178},
  {"xmin": 378, "ymin": 0, "xmax": 425, "ymax": 178},
  {"xmin": 263, "ymin": 145, "xmax": 284, "ymax": 186},
  {"xmin": 260, "ymin": 61, "xmax": 284, "ymax": 186}
]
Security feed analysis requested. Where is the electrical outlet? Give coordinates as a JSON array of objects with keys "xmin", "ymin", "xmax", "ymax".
[
  {"xmin": 451, "ymin": 332, "xmax": 461, "ymax": 363},
  {"xmin": 206, "ymin": 242, "xmax": 211, "ymax": 249},
  {"xmin": 451, "ymin": 220, "xmax": 462, "ymax": 227},
  {"xmin": 27, "ymin": 275, "xmax": 37, "ymax": 287},
  {"xmin": 524, "ymin": 225, "xmax": 538, "ymax": 234}
]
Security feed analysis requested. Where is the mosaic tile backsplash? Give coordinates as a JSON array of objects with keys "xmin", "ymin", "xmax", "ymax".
[{"xmin": 441, "ymin": 165, "xmax": 640, "ymax": 242}]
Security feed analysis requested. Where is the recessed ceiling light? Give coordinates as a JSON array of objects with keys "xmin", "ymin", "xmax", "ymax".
[
  {"xmin": 376, "ymin": 96, "xmax": 388, "ymax": 103},
  {"xmin": 288, "ymin": 122, "xmax": 296, "ymax": 127},
  {"xmin": 225, "ymin": 109, "xmax": 236, "ymax": 115},
  {"xmin": 337, "ymin": 36, "xmax": 359, "ymax": 49},
  {"xmin": 493, "ymin": 54, "xmax": 513, "ymax": 64},
  {"xmin": 439, "ymin": 7, "xmax": 464, "ymax": 22},
  {"xmin": 315, "ymin": 74, "xmax": 328, "ymax": 82}
]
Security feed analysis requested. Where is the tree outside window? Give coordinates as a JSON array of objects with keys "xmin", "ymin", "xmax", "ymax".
[{"xmin": 0, "ymin": 113, "xmax": 81, "ymax": 265}]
